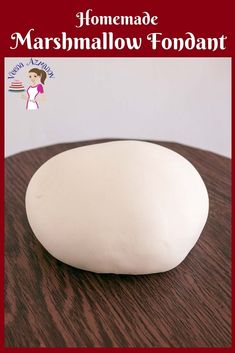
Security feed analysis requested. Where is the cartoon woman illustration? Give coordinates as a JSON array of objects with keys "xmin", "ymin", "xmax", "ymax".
[{"xmin": 22, "ymin": 68, "xmax": 47, "ymax": 110}]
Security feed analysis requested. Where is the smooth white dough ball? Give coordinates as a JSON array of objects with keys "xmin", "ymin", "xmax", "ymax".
[{"xmin": 25, "ymin": 141, "xmax": 209, "ymax": 275}]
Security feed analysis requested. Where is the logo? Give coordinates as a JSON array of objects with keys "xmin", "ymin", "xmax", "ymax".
[{"xmin": 8, "ymin": 58, "xmax": 55, "ymax": 111}]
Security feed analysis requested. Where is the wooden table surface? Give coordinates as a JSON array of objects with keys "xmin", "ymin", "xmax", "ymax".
[{"xmin": 4, "ymin": 139, "xmax": 231, "ymax": 348}]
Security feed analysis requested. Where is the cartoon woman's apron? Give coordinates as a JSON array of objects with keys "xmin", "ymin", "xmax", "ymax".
[{"xmin": 26, "ymin": 85, "xmax": 43, "ymax": 110}]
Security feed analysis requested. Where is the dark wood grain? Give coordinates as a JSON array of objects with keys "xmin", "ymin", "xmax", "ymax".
[{"xmin": 4, "ymin": 139, "xmax": 231, "ymax": 347}]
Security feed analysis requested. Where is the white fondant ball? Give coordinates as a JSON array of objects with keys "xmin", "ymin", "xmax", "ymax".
[{"xmin": 25, "ymin": 141, "xmax": 209, "ymax": 275}]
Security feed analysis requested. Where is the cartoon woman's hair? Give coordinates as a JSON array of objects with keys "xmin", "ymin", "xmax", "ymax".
[{"xmin": 29, "ymin": 68, "xmax": 47, "ymax": 84}]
